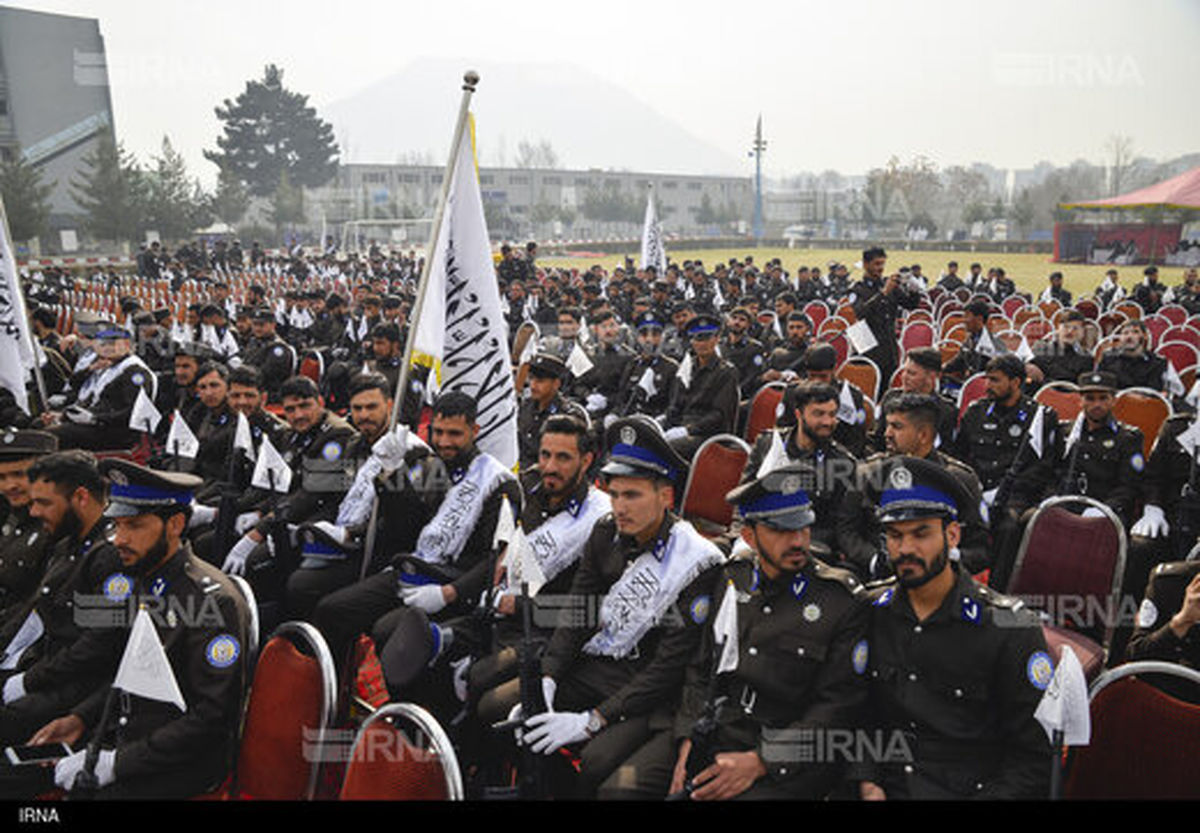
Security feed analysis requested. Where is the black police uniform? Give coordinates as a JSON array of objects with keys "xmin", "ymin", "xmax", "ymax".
[
  {"xmin": 665, "ymin": 333, "xmax": 740, "ymax": 460},
  {"xmin": 857, "ymin": 457, "xmax": 1052, "ymax": 799},
  {"xmin": 1030, "ymin": 340, "xmax": 1094, "ymax": 385},
  {"xmin": 1126, "ymin": 560, "xmax": 1200, "ymax": 676},
  {"xmin": 1056, "ymin": 415, "xmax": 1144, "ymax": 527},
  {"xmin": 517, "ymin": 393, "xmax": 586, "ymax": 472},
  {"xmin": 722, "ymin": 332, "xmax": 767, "ymax": 400},
  {"xmin": 0, "ymin": 519, "xmax": 121, "ymax": 746},
  {"xmin": 849, "ymin": 276, "xmax": 921, "ymax": 387},
  {"xmin": 953, "ymin": 395, "xmax": 1060, "ymax": 512},
  {"xmin": 872, "ymin": 388, "xmax": 958, "ymax": 453},
  {"xmin": 1097, "ymin": 349, "xmax": 1169, "ymax": 392},
  {"xmin": 242, "ymin": 333, "xmax": 296, "ymax": 401},
  {"xmin": 616, "ymin": 353, "xmax": 678, "ymax": 419}
]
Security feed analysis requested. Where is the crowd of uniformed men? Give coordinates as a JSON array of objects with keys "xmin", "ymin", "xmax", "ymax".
[{"xmin": 0, "ymin": 238, "xmax": 1198, "ymax": 800}]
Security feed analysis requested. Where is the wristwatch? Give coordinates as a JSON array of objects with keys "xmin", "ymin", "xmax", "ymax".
[{"xmin": 586, "ymin": 709, "xmax": 606, "ymax": 737}]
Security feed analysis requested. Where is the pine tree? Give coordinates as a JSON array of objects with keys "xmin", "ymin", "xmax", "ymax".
[
  {"xmin": 205, "ymin": 64, "xmax": 339, "ymax": 198},
  {"xmin": 70, "ymin": 131, "xmax": 146, "ymax": 244},
  {"xmin": 0, "ymin": 155, "xmax": 55, "ymax": 243}
]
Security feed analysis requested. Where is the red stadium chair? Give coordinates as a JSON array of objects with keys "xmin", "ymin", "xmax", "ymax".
[
  {"xmin": 803, "ymin": 301, "xmax": 828, "ymax": 331},
  {"xmin": 827, "ymin": 331, "xmax": 850, "ymax": 369},
  {"xmin": 1159, "ymin": 304, "xmax": 1188, "ymax": 326},
  {"xmin": 1187, "ymin": 315, "xmax": 1200, "ymax": 333},
  {"xmin": 943, "ymin": 324, "xmax": 970, "ymax": 345},
  {"xmin": 1158, "ymin": 340, "xmax": 1200, "ymax": 374},
  {"xmin": 1075, "ymin": 299, "xmax": 1100, "ymax": 320},
  {"xmin": 299, "ymin": 352, "xmax": 324, "ymax": 384},
  {"xmin": 889, "ymin": 366, "xmax": 904, "ymax": 390},
  {"xmin": 1002, "ymin": 296, "xmax": 1027, "ymax": 319},
  {"xmin": 339, "ymin": 703, "xmax": 463, "ymax": 800},
  {"xmin": 681, "ymin": 434, "xmax": 751, "ymax": 538},
  {"xmin": 1143, "ymin": 314, "xmax": 1171, "ymax": 348},
  {"xmin": 1064, "ymin": 662, "xmax": 1200, "ymax": 799},
  {"xmin": 745, "ymin": 382, "xmax": 787, "ymax": 444},
  {"xmin": 956, "ymin": 372, "xmax": 990, "ymax": 425},
  {"xmin": 905, "ymin": 309, "xmax": 934, "ymax": 325},
  {"xmin": 1012, "ymin": 307, "xmax": 1042, "ymax": 330},
  {"xmin": 1021, "ymin": 318, "xmax": 1054, "ymax": 344},
  {"xmin": 1034, "ymin": 383, "xmax": 1083, "ymax": 423},
  {"xmin": 994, "ymin": 329, "xmax": 1025, "ymax": 353},
  {"xmin": 837, "ymin": 356, "xmax": 882, "ymax": 401},
  {"xmin": 1009, "ymin": 496, "xmax": 1126, "ymax": 660},
  {"xmin": 1093, "ymin": 335, "xmax": 1120, "ymax": 364},
  {"xmin": 834, "ymin": 303, "xmax": 857, "ymax": 325},
  {"xmin": 817, "ymin": 315, "xmax": 849, "ymax": 339},
  {"xmin": 1039, "ymin": 299, "xmax": 1062, "ymax": 319},
  {"xmin": 1114, "ymin": 300, "xmax": 1144, "ymax": 320},
  {"xmin": 1182, "ymin": 365, "xmax": 1198, "ymax": 396},
  {"xmin": 1098, "ymin": 311, "xmax": 1129, "ymax": 337},
  {"xmin": 900, "ymin": 321, "xmax": 934, "ymax": 355},
  {"xmin": 225, "ymin": 622, "xmax": 337, "ymax": 800},
  {"xmin": 937, "ymin": 339, "xmax": 962, "ymax": 368},
  {"xmin": 1113, "ymin": 388, "xmax": 1171, "ymax": 457},
  {"xmin": 939, "ymin": 312, "xmax": 966, "ymax": 339},
  {"xmin": 1161, "ymin": 325, "xmax": 1200, "ymax": 350}
]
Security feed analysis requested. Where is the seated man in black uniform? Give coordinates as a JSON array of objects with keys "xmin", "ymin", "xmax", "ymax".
[
  {"xmin": 855, "ymin": 456, "xmax": 1052, "ymax": 800},
  {"xmin": 508, "ymin": 417, "xmax": 724, "ymax": 798}
]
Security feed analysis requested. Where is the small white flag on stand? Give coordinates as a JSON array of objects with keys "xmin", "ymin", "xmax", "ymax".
[
  {"xmin": 1034, "ymin": 645, "xmax": 1091, "ymax": 746},
  {"xmin": 677, "ymin": 352, "xmax": 694, "ymax": 389},
  {"xmin": 566, "ymin": 343, "xmax": 594, "ymax": 378},
  {"xmin": 504, "ymin": 526, "xmax": 547, "ymax": 597},
  {"xmin": 637, "ymin": 366, "xmax": 657, "ymax": 399},
  {"xmin": 233, "ymin": 412, "xmax": 255, "ymax": 462},
  {"xmin": 165, "ymin": 411, "xmax": 200, "ymax": 460},
  {"xmin": 113, "ymin": 608, "xmax": 187, "ymax": 713},
  {"xmin": 757, "ymin": 430, "xmax": 789, "ymax": 478},
  {"xmin": 128, "ymin": 387, "xmax": 162, "ymax": 434},
  {"xmin": 713, "ymin": 581, "xmax": 740, "ymax": 674},
  {"xmin": 1027, "ymin": 405, "xmax": 1046, "ymax": 459},
  {"xmin": 251, "ymin": 434, "xmax": 291, "ymax": 493}
]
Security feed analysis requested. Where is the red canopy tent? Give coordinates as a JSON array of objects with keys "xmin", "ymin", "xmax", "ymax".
[{"xmin": 1055, "ymin": 166, "xmax": 1200, "ymax": 264}]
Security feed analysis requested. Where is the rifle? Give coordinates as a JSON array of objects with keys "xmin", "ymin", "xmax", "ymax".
[
  {"xmin": 991, "ymin": 404, "xmax": 1044, "ymax": 518},
  {"xmin": 515, "ymin": 580, "xmax": 547, "ymax": 799},
  {"xmin": 666, "ymin": 654, "xmax": 727, "ymax": 801}
]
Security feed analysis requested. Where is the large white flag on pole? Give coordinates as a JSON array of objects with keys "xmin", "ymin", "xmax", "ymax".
[
  {"xmin": 639, "ymin": 186, "xmax": 667, "ymax": 275},
  {"xmin": 0, "ymin": 194, "xmax": 41, "ymax": 414},
  {"xmin": 411, "ymin": 114, "xmax": 518, "ymax": 468}
]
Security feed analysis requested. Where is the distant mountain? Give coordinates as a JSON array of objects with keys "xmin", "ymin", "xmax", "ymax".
[{"xmin": 320, "ymin": 57, "xmax": 744, "ymax": 176}]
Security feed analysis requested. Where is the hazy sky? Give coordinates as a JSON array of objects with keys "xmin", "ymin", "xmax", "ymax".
[{"xmin": 10, "ymin": 0, "xmax": 1200, "ymax": 185}]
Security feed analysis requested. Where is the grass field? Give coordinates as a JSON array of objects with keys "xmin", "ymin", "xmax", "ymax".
[{"xmin": 540, "ymin": 246, "xmax": 1193, "ymax": 300}]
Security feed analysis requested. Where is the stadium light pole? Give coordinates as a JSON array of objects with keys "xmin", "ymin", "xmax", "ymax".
[{"xmin": 750, "ymin": 115, "xmax": 767, "ymax": 244}]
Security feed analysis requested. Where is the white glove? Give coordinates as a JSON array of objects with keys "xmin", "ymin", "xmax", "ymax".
[
  {"xmin": 603, "ymin": 413, "xmax": 618, "ymax": 430},
  {"xmin": 399, "ymin": 583, "xmax": 448, "ymax": 615},
  {"xmin": 188, "ymin": 504, "xmax": 218, "ymax": 529},
  {"xmin": 522, "ymin": 710, "xmax": 592, "ymax": 754},
  {"xmin": 65, "ymin": 405, "xmax": 95, "ymax": 425},
  {"xmin": 664, "ymin": 426, "xmax": 688, "ymax": 442},
  {"xmin": 55, "ymin": 749, "xmax": 116, "ymax": 790},
  {"xmin": 542, "ymin": 676, "xmax": 557, "ymax": 711},
  {"xmin": 309, "ymin": 520, "xmax": 349, "ymax": 547},
  {"xmin": 2, "ymin": 671, "xmax": 25, "ymax": 704},
  {"xmin": 372, "ymin": 426, "xmax": 410, "ymax": 471},
  {"xmin": 585, "ymin": 393, "xmax": 608, "ymax": 413},
  {"xmin": 1081, "ymin": 507, "xmax": 1107, "ymax": 519},
  {"xmin": 234, "ymin": 512, "xmax": 262, "ymax": 536},
  {"xmin": 982, "ymin": 488, "xmax": 998, "ymax": 507},
  {"xmin": 1132, "ymin": 504, "xmax": 1170, "ymax": 538},
  {"xmin": 222, "ymin": 534, "xmax": 257, "ymax": 576},
  {"xmin": 451, "ymin": 656, "xmax": 471, "ymax": 703},
  {"xmin": 655, "ymin": 414, "xmax": 669, "ymax": 428}
]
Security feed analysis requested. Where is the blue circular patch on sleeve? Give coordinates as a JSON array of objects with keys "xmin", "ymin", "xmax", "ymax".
[
  {"xmin": 852, "ymin": 640, "xmax": 869, "ymax": 675},
  {"xmin": 321, "ymin": 441, "xmax": 343, "ymax": 461},
  {"xmin": 1027, "ymin": 651, "xmax": 1054, "ymax": 690},
  {"xmin": 690, "ymin": 595, "xmax": 711, "ymax": 625},
  {"xmin": 206, "ymin": 634, "xmax": 241, "ymax": 669},
  {"xmin": 103, "ymin": 573, "xmax": 132, "ymax": 602},
  {"xmin": 1130, "ymin": 453, "xmax": 1145, "ymax": 473},
  {"xmin": 873, "ymin": 587, "xmax": 895, "ymax": 607}
]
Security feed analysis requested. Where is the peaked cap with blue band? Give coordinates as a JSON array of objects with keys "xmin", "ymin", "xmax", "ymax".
[
  {"xmin": 865, "ymin": 455, "xmax": 978, "ymax": 526},
  {"xmin": 99, "ymin": 459, "xmax": 202, "ymax": 519},
  {"xmin": 726, "ymin": 462, "xmax": 817, "ymax": 531},
  {"xmin": 601, "ymin": 415, "xmax": 689, "ymax": 484}
]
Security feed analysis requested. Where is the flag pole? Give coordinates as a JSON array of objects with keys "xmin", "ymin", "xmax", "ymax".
[
  {"xmin": 359, "ymin": 69, "xmax": 479, "ymax": 582},
  {"xmin": 0, "ymin": 193, "xmax": 50, "ymax": 413}
]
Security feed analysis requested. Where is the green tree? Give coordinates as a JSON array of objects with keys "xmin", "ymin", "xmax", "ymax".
[
  {"xmin": 205, "ymin": 64, "xmax": 339, "ymax": 198},
  {"xmin": 1009, "ymin": 188, "xmax": 1036, "ymax": 238},
  {"xmin": 71, "ymin": 131, "xmax": 146, "ymax": 244},
  {"xmin": 0, "ymin": 154, "xmax": 54, "ymax": 243},
  {"xmin": 269, "ymin": 171, "xmax": 305, "ymax": 243},
  {"xmin": 146, "ymin": 136, "xmax": 209, "ymax": 241},
  {"xmin": 210, "ymin": 168, "xmax": 250, "ymax": 228},
  {"xmin": 580, "ymin": 183, "xmax": 640, "ymax": 224},
  {"xmin": 695, "ymin": 192, "xmax": 717, "ymax": 225}
]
